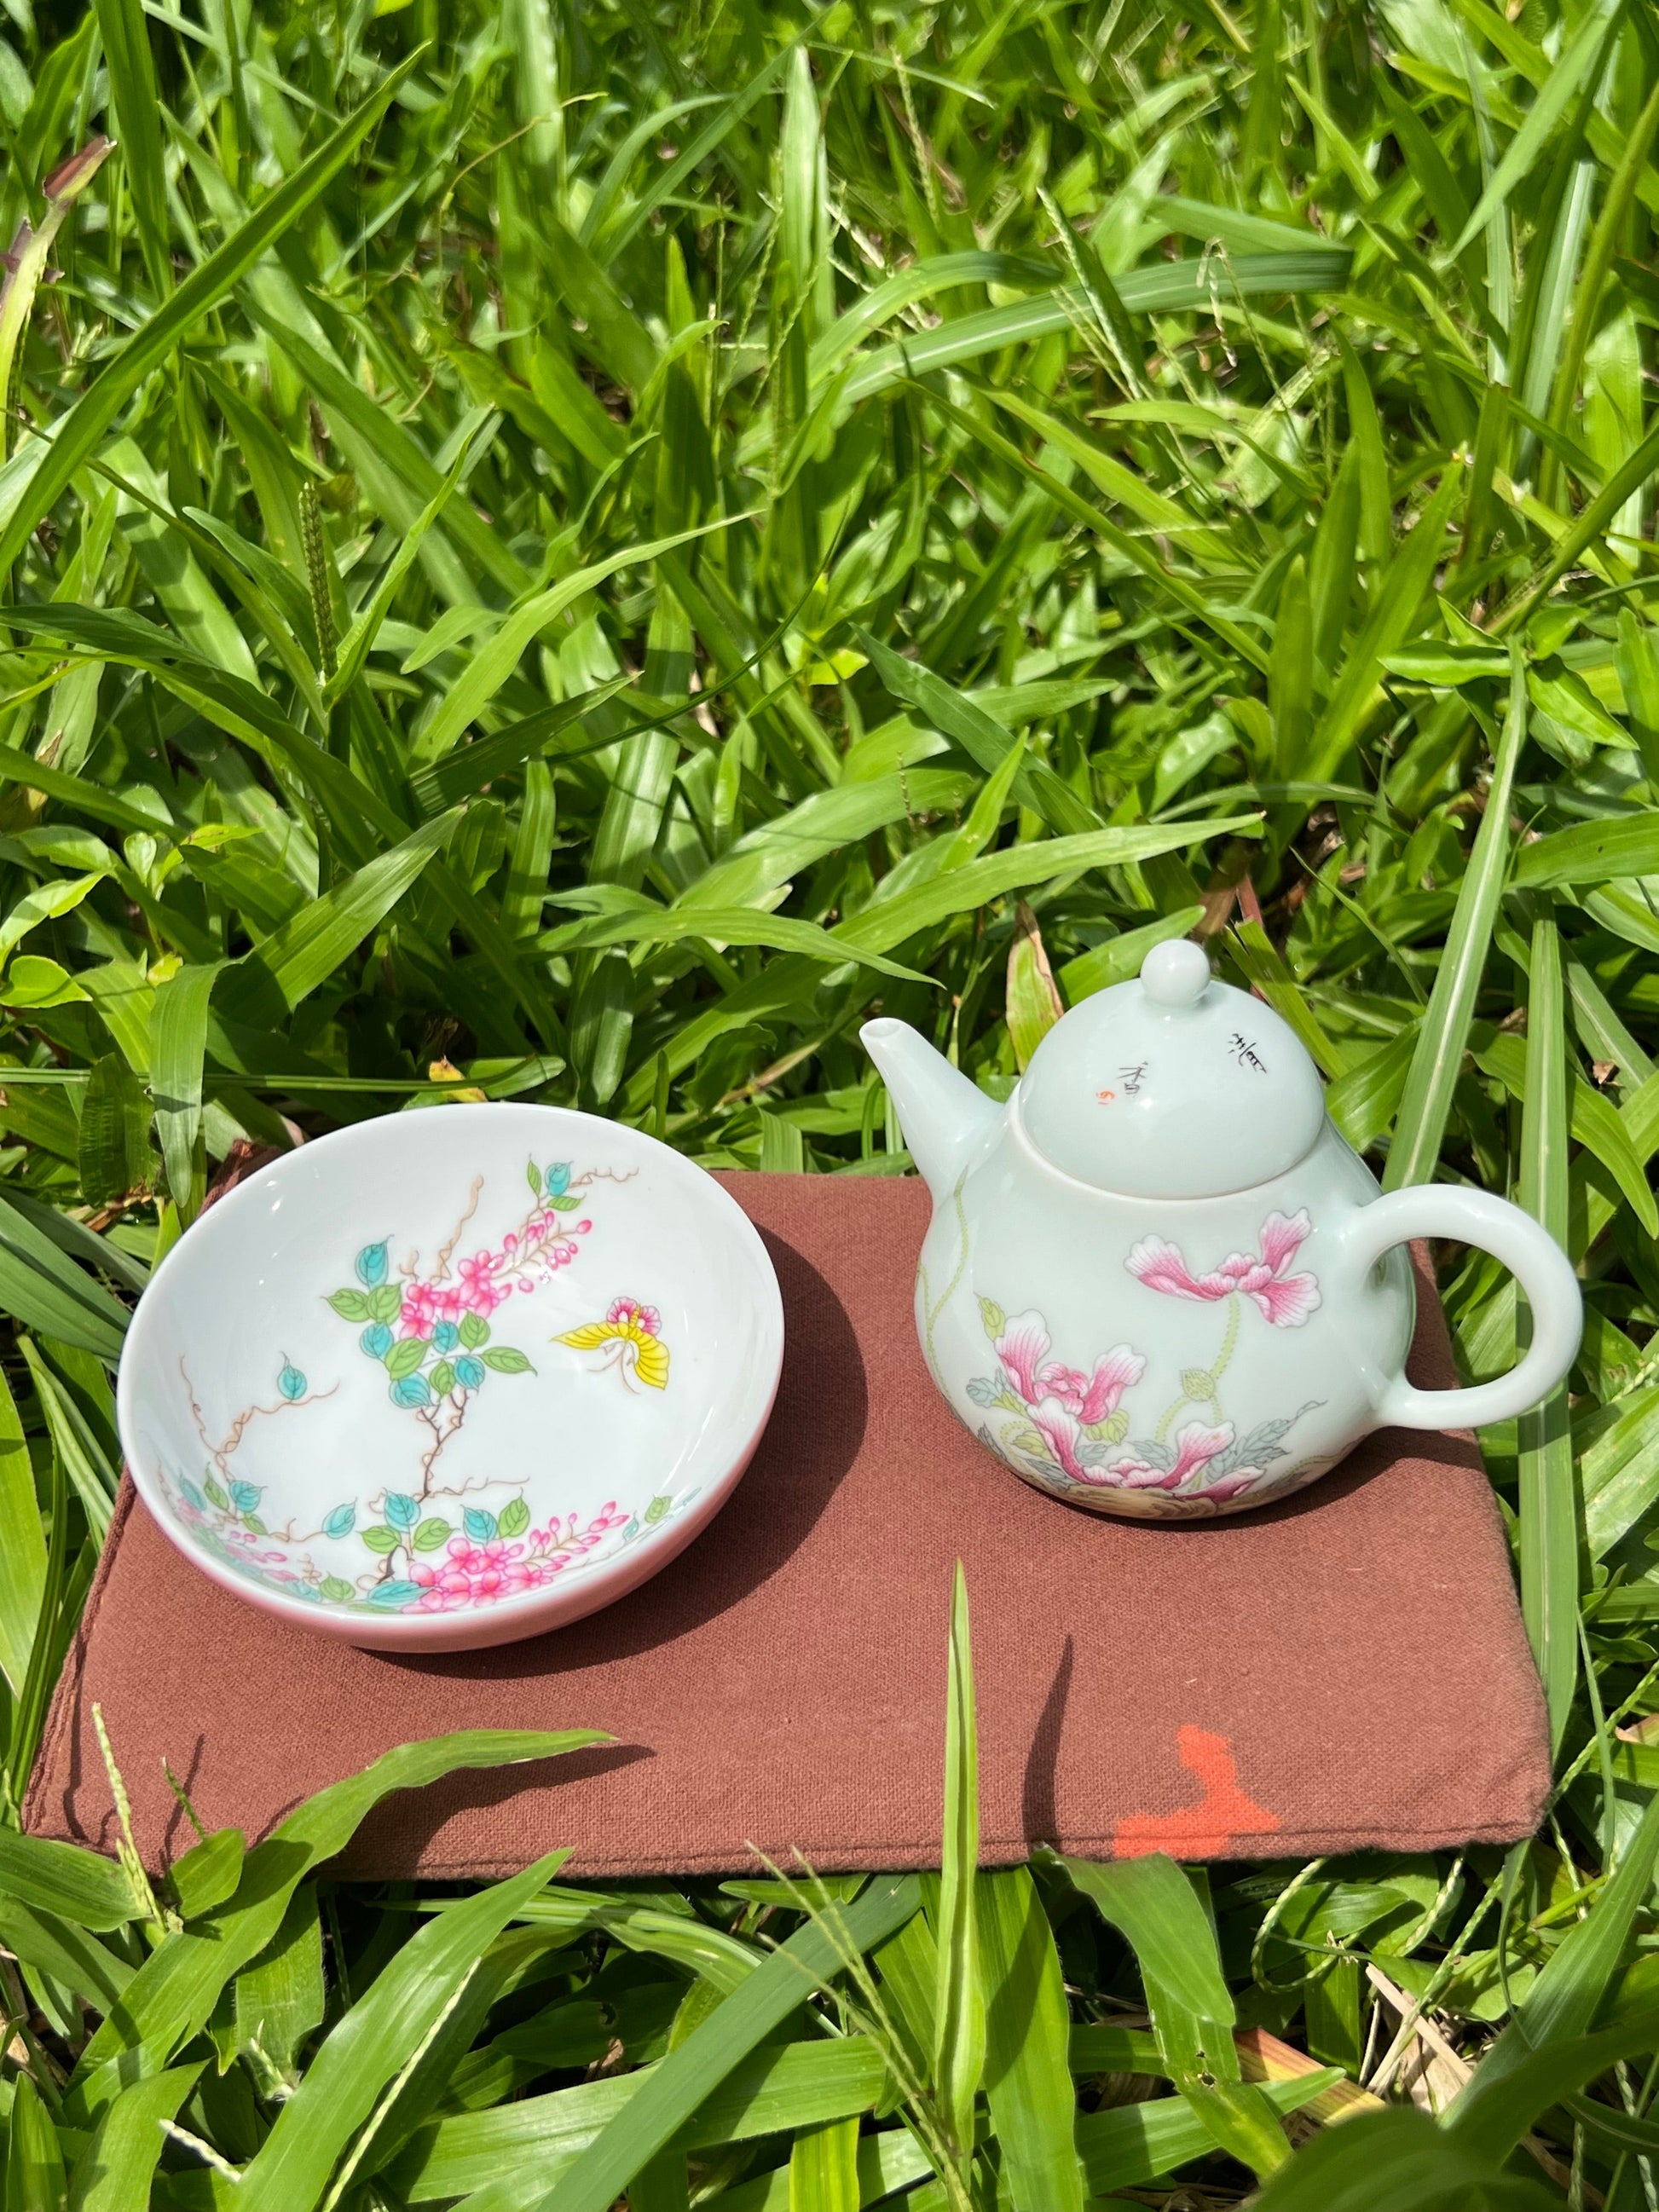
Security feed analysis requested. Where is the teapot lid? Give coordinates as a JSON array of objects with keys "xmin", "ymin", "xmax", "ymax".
[{"xmin": 1017, "ymin": 939, "xmax": 1326, "ymax": 1198}]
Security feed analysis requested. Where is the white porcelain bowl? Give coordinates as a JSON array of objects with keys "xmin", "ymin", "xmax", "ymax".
[{"xmin": 117, "ymin": 1105, "xmax": 784, "ymax": 1651}]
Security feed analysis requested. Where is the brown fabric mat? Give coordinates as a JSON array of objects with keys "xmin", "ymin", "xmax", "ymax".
[{"xmin": 26, "ymin": 1173, "xmax": 1550, "ymax": 1879}]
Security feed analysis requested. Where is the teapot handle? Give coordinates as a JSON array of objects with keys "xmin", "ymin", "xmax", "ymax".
[{"xmin": 1341, "ymin": 1186, "xmax": 1582, "ymax": 1431}]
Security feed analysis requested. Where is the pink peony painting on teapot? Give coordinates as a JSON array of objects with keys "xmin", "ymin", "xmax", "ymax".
[{"xmin": 964, "ymin": 1210, "xmax": 1324, "ymax": 1513}]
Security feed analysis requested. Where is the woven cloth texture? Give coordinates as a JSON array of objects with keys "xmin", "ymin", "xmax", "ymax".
[{"xmin": 26, "ymin": 1170, "xmax": 1550, "ymax": 1877}]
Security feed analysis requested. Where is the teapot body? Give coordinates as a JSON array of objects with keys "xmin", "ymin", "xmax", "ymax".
[
  {"xmin": 869, "ymin": 939, "xmax": 1581, "ymax": 1516},
  {"xmin": 917, "ymin": 1101, "xmax": 1413, "ymax": 1519}
]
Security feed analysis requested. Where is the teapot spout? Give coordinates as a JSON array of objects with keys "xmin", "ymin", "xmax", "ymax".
[{"xmin": 860, "ymin": 1019, "xmax": 1003, "ymax": 1201}]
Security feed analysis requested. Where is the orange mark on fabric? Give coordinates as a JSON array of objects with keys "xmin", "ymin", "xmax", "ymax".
[{"xmin": 1113, "ymin": 1725, "xmax": 1282, "ymax": 1859}]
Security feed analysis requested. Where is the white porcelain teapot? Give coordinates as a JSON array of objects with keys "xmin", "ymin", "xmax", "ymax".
[{"xmin": 862, "ymin": 939, "xmax": 1581, "ymax": 1519}]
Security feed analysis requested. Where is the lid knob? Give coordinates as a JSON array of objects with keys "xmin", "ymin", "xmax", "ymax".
[{"xmin": 1141, "ymin": 938, "xmax": 1211, "ymax": 1008}]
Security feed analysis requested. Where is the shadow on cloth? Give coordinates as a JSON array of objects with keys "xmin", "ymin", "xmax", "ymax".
[{"xmin": 385, "ymin": 1227, "xmax": 869, "ymax": 1681}]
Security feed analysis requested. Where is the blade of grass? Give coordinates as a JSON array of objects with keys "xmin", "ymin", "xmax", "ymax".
[
  {"xmin": 537, "ymin": 902, "xmax": 936, "ymax": 985},
  {"xmin": 91, "ymin": 0, "xmax": 171, "ymax": 296},
  {"xmin": 934, "ymin": 1563, "xmax": 983, "ymax": 2179},
  {"xmin": 1516, "ymin": 910, "xmax": 1576, "ymax": 1753},
  {"xmin": 1245, "ymin": 2105, "xmax": 1558, "ymax": 2210},
  {"xmin": 786, "ymin": 2117, "xmax": 858, "ymax": 2212},
  {"xmin": 979, "ymin": 1867, "xmax": 1084, "ymax": 2211},
  {"xmin": 149, "ymin": 962, "xmax": 222, "ymax": 1223},
  {"xmin": 67, "ymin": 2060, "xmax": 202, "ymax": 2209},
  {"xmin": 1511, "ymin": 814, "xmax": 1659, "ymax": 889},
  {"xmin": 1050, "ymin": 1853, "xmax": 1234, "ymax": 2023},
  {"xmin": 0, "ymin": 1354, "xmax": 43, "ymax": 1698},
  {"xmin": 219, "ymin": 814, "xmax": 459, "ymax": 1023},
  {"xmin": 1384, "ymin": 652, "xmax": 1525, "ymax": 1189},
  {"xmin": 237, "ymin": 1851, "xmax": 572, "ymax": 2212},
  {"xmin": 836, "ymin": 251, "xmax": 1351, "ymax": 404}
]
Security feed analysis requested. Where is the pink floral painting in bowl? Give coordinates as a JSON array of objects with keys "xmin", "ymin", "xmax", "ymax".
[{"xmin": 117, "ymin": 1105, "xmax": 784, "ymax": 1651}]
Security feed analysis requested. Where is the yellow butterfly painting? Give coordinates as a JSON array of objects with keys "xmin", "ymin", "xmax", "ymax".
[{"xmin": 554, "ymin": 1297, "xmax": 670, "ymax": 1392}]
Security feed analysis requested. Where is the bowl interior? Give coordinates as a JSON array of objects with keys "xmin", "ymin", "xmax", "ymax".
[{"xmin": 118, "ymin": 1106, "xmax": 781, "ymax": 1630}]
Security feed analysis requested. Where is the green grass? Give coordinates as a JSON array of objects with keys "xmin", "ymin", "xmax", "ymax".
[{"xmin": 0, "ymin": 0, "xmax": 1651, "ymax": 2199}]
